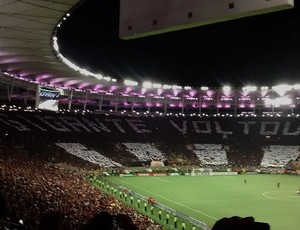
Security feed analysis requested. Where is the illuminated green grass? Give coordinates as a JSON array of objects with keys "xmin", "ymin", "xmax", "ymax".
[{"xmin": 106, "ymin": 174, "xmax": 300, "ymax": 230}]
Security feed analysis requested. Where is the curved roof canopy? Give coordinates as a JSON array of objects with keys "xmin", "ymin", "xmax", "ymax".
[{"xmin": 0, "ymin": 0, "xmax": 109, "ymax": 89}]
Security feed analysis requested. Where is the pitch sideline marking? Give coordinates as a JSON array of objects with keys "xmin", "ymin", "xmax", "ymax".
[
  {"xmin": 114, "ymin": 178, "xmax": 218, "ymax": 221},
  {"xmin": 180, "ymin": 197, "xmax": 265, "ymax": 203}
]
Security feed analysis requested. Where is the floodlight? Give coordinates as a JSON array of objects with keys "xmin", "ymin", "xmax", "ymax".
[
  {"xmin": 103, "ymin": 76, "xmax": 111, "ymax": 81},
  {"xmin": 260, "ymin": 86, "xmax": 269, "ymax": 91},
  {"xmin": 276, "ymin": 97, "xmax": 292, "ymax": 105},
  {"xmin": 264, "ymin": 97, "xmax": 292, "ymax": 106},
  {"xmin": 152, "ymin": 83, "xmax": 162, "ymax": 88},
  {"xmin": 172, "ymin": 85, "xmax": 182, "ymax": 90},
  {"xmin": 94, "ymin": 74, "xmax": 103, "ymax": 80},
  {"xmin": 124, "ymin": 80, "xmax": 138, "ymax": 86},
  {"xmin": 242, "ymin": 85, "xmax": 257, "ymax": 92},
  {"xmin": 272, "ymin": 84, "xmax": 293, "ymax": 96},
  {"xmin": 293, "ymin": 84, "xmax": 300, "ymax": 90},
  {"xmin": 162, "ymin": 84, "xmax": 172, "ymax": 89},
  {"xmin": 222, "ymin": 85, "xmax": 231, "ymax": 96},
  {"xmin": 201, "ymin": 86, "xmax": 209, "ymax": 91},
  {"xmin": 142, "ymin": 81, "xmax": 152, "ymax": 88}
]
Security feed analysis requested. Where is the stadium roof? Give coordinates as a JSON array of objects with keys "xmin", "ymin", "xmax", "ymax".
[
  {"xmin": 0, "ymin": 0, "xmax": 110, "ymax": 89},
  {"xmin": 1, "ymin": 0, "xmax": 298, "ymax": 94}
]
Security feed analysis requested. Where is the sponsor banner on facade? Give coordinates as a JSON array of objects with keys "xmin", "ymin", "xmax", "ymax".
[
  {"xmin": 136, "ymin": 173, "xmax": 168, "ymax": 177},
  {"xmin": 136, "ymin": 173, "xmax": 150, "ymax": 176},
  {"xmin": 210, "ymin": 172, "xmax": 238, "ymax": 176},
  {"xmin": 37, "ymin": 87, "xmax": 60, "ymax": 112},
  {"xmin": 152, "ymin": 173, "xmax": 168, "ymax": 176}
]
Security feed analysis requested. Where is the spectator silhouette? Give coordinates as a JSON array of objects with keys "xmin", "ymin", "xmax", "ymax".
[
  {"xmin": 0, "ymin": 196, "xmax": 6, "ymax": 220},
  {"xmin": 84, "ymin": 212, "xmax": 139, "ymax": 230},
  {"xmin": 38, "ymin": 210, "xmax": 64, "ymax": 230},
  {"xmin": 212, "ymin": 216, "xmax": 270, "ymax": 230},
  {"xmin": 85, "ymin": 211, "xmax": 114, "ymax": 230}
]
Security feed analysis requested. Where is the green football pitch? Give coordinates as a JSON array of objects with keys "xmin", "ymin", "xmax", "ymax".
[{"xmin": 105, "ymin": 174, "xmax": 300, "ymax": 230}]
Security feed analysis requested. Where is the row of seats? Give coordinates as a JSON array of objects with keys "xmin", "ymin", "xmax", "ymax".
[
  {"xmin": 193, "ymin": 144, "xmax": 228, "ymax": 165},
  {"xmin": 122, "ymin": 143, "xmax": 165, "ymax": 161},
  {"xmin": 55, "ymin": 142, "xmax": 300, "ymax": 168},
  {"xmin": 56, "ymin": 143, "xmax": 122, "ymax": 168},
  {"xmin": 260, "ymin": 145, "xmax": 300, "ymax": 167}
]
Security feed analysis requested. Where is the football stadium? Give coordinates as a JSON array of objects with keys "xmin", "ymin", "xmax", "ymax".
[{"xmin": 0, "ymin": 0, "xmax": 300, "ymax": 230}]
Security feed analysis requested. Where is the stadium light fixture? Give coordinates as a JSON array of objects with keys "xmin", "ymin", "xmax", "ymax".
[
  {"xmin": 172, "ymin": 85, "xmax": 182, "ymax": 90},
  {"xmin": 272, "ymin": 84, "xmax": 293, "ymax": 96},
  {"xmin": 143, "ymin": 81, "xmax": 152, "ymax": 89},
  {"xmin": 94, "ymin": 74, "xmax": 103, "ymax": 80},
  {"xmin": 293, "ymin": 84, "xmax": 300, "ymax": 90},
  {"xmin": 162, "ymin": 84, "xmax": 172, "ymax": 89},
  {"xmin": 124, "ymin": 80, "xmax": 138, "ymax": 86},
  {"xmin": 222, "ymin": 85, "xmax": 231, "ymax": 96},
  {"xmin": 152, "ymin": 83, "xmax": 162, "ymax": 89},
  {"xmin": 261, "ymin": 86, "xmax": 269, "ymax": 91},
  {"xmin": 264, "ymin": 97, "xmax": 293, "ymax": 107},
  {"xmin": 184, "ymin": 86, "xmax": 192, "ymax": 90},
  {"xmin": 242, "ymin": 85, "xmax": 257, "ymax": 92},
  {"xmin": 201, "ymin": 86, "xmax": 209, "ymax": 91},
  {"xmin": 157, "ymin": 88, "xmax": 163, "ymax": 95}
]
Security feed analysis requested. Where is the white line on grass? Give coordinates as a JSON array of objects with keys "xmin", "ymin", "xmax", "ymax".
[
  {"xmin": 180, "ymin": 197, "xmax": 266, "ymax": 203},
  {"xmin": 262, "ymin": 191, "xmax": 300, "ymax": 202},
  {"xmin": 152, "ymin": 177, "xmax": 170, "ymax": 183},
  {"xmin": 114, "ymin": 178, "xmax": 218, "ymax": 221}
]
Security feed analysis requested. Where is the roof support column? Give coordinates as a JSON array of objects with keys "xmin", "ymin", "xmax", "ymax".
[
  {"xmin": 98, "ymin": 93, "xmax": 103, "ymax": 112},
  {"xmin": 68, "ymin": 88, "xmax": 73, "ymax": 111},
  {"xmin": 83, "ymin": 91, "xmax": 88, "ymax": 111}
]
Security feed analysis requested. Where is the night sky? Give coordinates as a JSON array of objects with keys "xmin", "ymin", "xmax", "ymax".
[{"xmin": 57, "ymin": 0, "xmax": 300, "ymax": 88}]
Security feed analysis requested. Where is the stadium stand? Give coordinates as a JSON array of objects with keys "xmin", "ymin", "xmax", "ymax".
[
  {"xmin": 56, "ymin": 143, "xmax": 122, "ymax": 168},
  {"xmin": 122, "ymin": 143, "xmax": 165, "ymax": 161},
  {"xmin": 0, "ymin": 143, "xmax": 161, "ymax": 230},
  {"xmin": 193, "ymin": 144, "xmax": 228, "ymax": 166},
  {"xmin": 260, "ymin": 145, "xmax": 300, "ymax": 167},
  {"xmin": 1, "ymin": 109, "xmax": 300, "ymax": 229}
]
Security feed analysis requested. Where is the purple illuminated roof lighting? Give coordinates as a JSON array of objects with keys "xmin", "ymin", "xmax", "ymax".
[{"xmin": 206, "ymin": 90, "xmax": 214, "ymax": 97}]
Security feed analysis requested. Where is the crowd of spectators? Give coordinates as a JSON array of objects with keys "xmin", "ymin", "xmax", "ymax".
[{"xmin": 0, "ymin": 145, "xmax": 162, "ymax": 230}]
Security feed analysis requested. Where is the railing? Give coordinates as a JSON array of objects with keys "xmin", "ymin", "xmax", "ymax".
[{"xmin": 98, "ymin": 177, "xmax": 210, "ymax": 230}]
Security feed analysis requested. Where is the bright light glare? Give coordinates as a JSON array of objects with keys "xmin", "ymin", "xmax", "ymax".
[
  {"xmin": 261, "ymin": 86, "xmax": 269, "ymax": 91},
  {"xmin": 293, "ymin": 84, "xmax": 300, "ymax": 90},
  {"xmin": 242, "ymin": 85, "xmax": 257, "ymax": 92},
  {"xmin": 162, "ymin": 84, "xmax": 172, "ymax": 89},
  {"xmin": 272, "ymin": 84, "xmax": 293, "ymax": 96},
  {"xmin": 124, "ymin": 80, "xmax": 138, "ymax": 86},
  {"xmin": 265, "ymin": 97, "xmax": 292, "ymax": 107},
  {"xmin": 152, "ymin": 83, "xmax": 162, "ymax": 89},
  {"xmin": 143, "ymin": 82, "xmax": 152, "ymax": 89},
  {"xmin": 222, "ymin": 85, "xmax": 231, "ymax": 95},
  {"xmin": 172, "ymin": 85, "xmax": 182, "ymax": 90}
]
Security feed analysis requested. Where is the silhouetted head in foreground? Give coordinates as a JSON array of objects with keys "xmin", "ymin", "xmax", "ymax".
[
  {"xmin": 38, "ymin": 210, "xmax": 64, "ymax": 230},
  {"xmin": 212, "ymin": 216, "xmax": 270, "ymax": 230}
]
